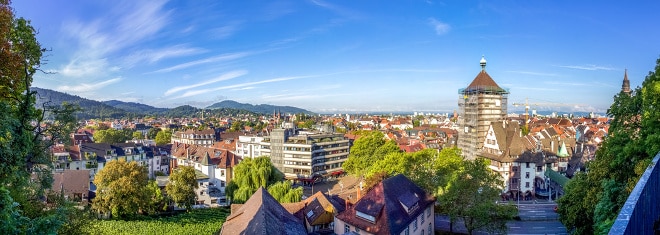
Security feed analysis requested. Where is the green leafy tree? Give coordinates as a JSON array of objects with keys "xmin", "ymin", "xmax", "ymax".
[
  {"xmin": 230, "ymin": 121, "xmax": 243, "ymax": 132},
  {"xmin": 225, "ymin": 157, "xmax": 283, "ymax": 204},
  {"xmin": 439, "ymin": 158, "xmax": 516, "ymax": 235},
  {"xmin": 166, "ymin": 166, "xmax": 198, "ymax": 210},
  {"xmin": 267, "ymin": 181, "xmax": 303, "ymax": 203},
  {"xmin": 155, "ymin": 129, "xmax": 172, "ymax": 145},
  {"xmin": 93, "ymin": 128, "xmax": 132, "ymax": 144},
  {"xmin": 132, "ymin": 131, "xmax": 143, "ymax": 140},
  {"xmin": 92, "ymin": 159, "xmax": 150, "ymax": 219},
  {"xmin": 343, "ymin": 131, "xmax": 401, "ymax": 176},
  {"xmin": 145, "ymin": 180, "xmax": 167, "ymax": 214},
  {"xmin": 0, "ymin": 1, "xmax": 82, "ymax": 233},
  {"xmin": 147, "ymin": 127, "xmax": 161, "ymax": 139},
  {"xmin": 366, "ymin": 148, "xmax": 463, "ymax": 195},
  {"xmin": 558, "ymin": 57, "xmax": 660, "ymax": 234}
]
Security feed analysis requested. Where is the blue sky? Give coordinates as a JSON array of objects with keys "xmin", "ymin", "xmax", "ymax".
[{"xmin": 12, "ymin": 0, "xmax": 660, "ymax": 114}]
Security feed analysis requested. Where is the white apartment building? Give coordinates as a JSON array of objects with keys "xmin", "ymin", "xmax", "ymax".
[
  {"xmin": 235, "ymin": 135, "xmax": 265, "ymax": 159},
  {"xmin": 171, "ymin": 129, "xmax": 216, "ymax": 147},
  {"xmin": 259, "ymin": 128, "xmax": 350, "ymax": 181}
]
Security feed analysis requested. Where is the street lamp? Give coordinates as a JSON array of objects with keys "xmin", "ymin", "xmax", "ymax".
[{"xmin": 545, "ymin": 177, "xmax": 552, "ymax": 202}]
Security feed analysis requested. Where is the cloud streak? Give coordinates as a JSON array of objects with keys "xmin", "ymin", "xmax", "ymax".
[
  {"xmin": 123, "ymin": 45, "xmax": 206, "ymax": 66},
  {"xmin": 150, "ymin": 52, "xmax": 252, "ymax": 73},
  {"xmin": 175, "ymin": 75, "xmax": 315, "ymax": 99},
  {"xmin": 57, "ymin": 77, "xmax": 123, "ymax": 93},
  {"xmin": 428, "ymin": 17, "xmax": 451, "ymax": 35},
  {"xmin": 164, "ymin": 70, "xmax": 248, "ymax": 96},
  {"xmin": 557, "ymin": 64, "xmax": 615, "ymax": 71},
  {"xmin": 506, "ymin": 70, "xmax": 559, "ymax": 77}
]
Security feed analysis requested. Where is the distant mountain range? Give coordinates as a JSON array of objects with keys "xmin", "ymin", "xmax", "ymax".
[
  {"xmin": 32, "ymin": 87, "xmax": 313, "ymax": 119},
  {"xmin": 206, "ymin": 100, "xmax": 313, "ymax": 115}
]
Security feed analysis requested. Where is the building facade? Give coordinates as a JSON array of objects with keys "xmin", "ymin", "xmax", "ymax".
[
  {"xmin": 235, "ymin": 135, "xmax": 265, "ymax": 159},
  {"xmin": 171, "ymin": 129, "xmax": 216, "ymax": 147},
  {"xmin": 259, "ymin": 128, "xmax": 350, "ymax": 181},
  {"xmin": 457, "ymin": 56, "xmax": 509, "ymax": 160}
]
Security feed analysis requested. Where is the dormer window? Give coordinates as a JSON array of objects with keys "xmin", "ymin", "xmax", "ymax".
[
  {"xmin": 356, "ymin": 210, "xmax": 375, "ymax": 223},
  {"xmin": 398, "ymin": 191, "xmax": 420, "ymax": 214},
  {"xmin": 306, "ymin": 210, "xmax": 314, "ymax": 218}
]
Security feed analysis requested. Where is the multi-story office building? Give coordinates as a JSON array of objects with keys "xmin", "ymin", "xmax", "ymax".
[
  {"xmin": 458, "ymin": 56, "xmax": 509, "ymax": 160},
  {"xmin": 259, "ymin": 128, "xmax": 350, "ymax": 182}
]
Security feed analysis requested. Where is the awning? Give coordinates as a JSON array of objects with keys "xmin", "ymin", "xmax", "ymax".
[{"xmin": 331, "ymin": 170, "xmax": 344, "ymax": 175}]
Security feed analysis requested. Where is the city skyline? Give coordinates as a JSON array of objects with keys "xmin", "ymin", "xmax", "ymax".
[{"xmin": 13, "ymin": 0, "xmax": 660, "ymax": 113}]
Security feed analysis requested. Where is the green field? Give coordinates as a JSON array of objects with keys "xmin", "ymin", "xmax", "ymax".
[{"xmin": 86, "ymin": 208, "xmax": 230, "ymax": 235}]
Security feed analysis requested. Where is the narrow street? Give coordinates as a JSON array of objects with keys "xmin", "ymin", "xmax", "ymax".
[{"xmin": 435, "ymin": 201, "xmax": 567, "ymax": 235}]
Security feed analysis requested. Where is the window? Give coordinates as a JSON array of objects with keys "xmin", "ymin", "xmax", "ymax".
[
  {"xmin": 428, "ymin": 223, "xmax": 432, "ymax": 235},
  {"xmin": 420, "ymin": 213, "xmax": 424, "ymax": 224},
  {"xmin": 426, "ymin": 207, "xmax": 431, "ymax": 218},
  {"xmin": 525, "ymin": 182, "xmax": 530, "ymax": 188},
  {"xmin": 404, "ymin": 226, "xmax": 410, "ymax": 235},
  {"xmin": 537, "ymin": 166, "xmax": 542, "ymax": 172},
  {"xmin": 355, "ymin": 227, "xmax": 360, "ymax": 233},
  {"xmin": 413, "ymin": 218, "xmax": 418, "ymax": 231},
  {"xmin": 525, "ymin": 172, "xmax": 530, "ymax": 179},
  {"xmin": 526, "ymin": 162, "xmax": 530, "ymax": 168},
  {"xmin": 344, "ymin": 225, "xmax": 350, "ymax": 233}
]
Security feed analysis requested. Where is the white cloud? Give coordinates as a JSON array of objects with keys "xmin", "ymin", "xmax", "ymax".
[
  {"xmin": 428, "ymin": 17, "xmax": 451, "ymax": 35},
  {"xmin": 164, "ymin": 70, "xmax": 248, "ymax": 96},
  {"xmin": 56, "ymin": 77, "xmax": 123, "ymax": 93},
  {"xmin": 175, "ymin": 75, "xmax": 313, "ymax": 99},
  {"xmin": 123, "ymin": 45, "xmax": 206, "ymax": 66},
  {"xmin": 506, "ymin": 70, "xmax": 558, "ymax": 77},
  {"xmin": 558, "ymin": 64, "xmax": 615, "ymax": 71},
  {"xmin": 151, "ymin": 52, "xmax": 252, "ymax": 73},
  {"xmin": 59, "ymin": 58, "xmax": 109, "ymax": 78}
]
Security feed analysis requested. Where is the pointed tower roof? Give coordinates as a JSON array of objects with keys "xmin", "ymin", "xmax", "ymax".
[
  {"xmin": 201, "ymin": 151, "xmax": 212, "ymax": 165},
  {"xmin": 463, "ymin": 56, "xmax": 508, "ymax": 94},
  {"xmin": 621, "ymin": 69, "xmax": 631, "ymax": 94},
  {"xmin": 557, "ymin": 141, "xmax": 569, "ymax": 158}
]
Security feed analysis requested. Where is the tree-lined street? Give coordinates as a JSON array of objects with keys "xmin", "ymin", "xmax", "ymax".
[{"xmin": 436, "ymin": 202, "xmax": 567, "ymax": 234}]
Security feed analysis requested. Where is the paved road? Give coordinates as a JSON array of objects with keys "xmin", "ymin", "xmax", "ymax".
[{"xmin": 435, "ymin": 202, "xmax": 567, "ymax": 234}]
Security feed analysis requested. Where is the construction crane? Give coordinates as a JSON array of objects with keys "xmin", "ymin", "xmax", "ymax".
[{"xmin": 512, "ymin": 98, "xmax": 582, "ymax": 129}]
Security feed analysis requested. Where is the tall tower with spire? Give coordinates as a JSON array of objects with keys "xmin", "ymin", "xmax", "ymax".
[
  {"xmin": 621, "ymin": 69, "xmax": 631, "ymax": 95},
  {"xmin": 457, "ymin": 56, "xmax": 509, "ymax": 160}
]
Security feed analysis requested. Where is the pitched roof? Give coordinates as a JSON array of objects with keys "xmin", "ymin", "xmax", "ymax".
[
  {"xmin": 336, "ymin": 174, "xmax": 435, "ymax": 235},
  {"xmin": 467, "ymin": 71, "xmax": 502, "ymax": 90},
  {"xmin": 221, "ymin": 188, "xmax": 307, "ymax": 235},
  {"xmin": 51, "ymin": 170, "xmax": 90, "ymax": 195}
]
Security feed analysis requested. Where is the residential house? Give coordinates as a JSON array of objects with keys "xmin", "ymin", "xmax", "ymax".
[
  {"xmin": 170, "ymin": 143, "xmax": 240, "ymax": 206},
  {"xmin": 49, "ymin": 169, "xmax": 91, "ymax": 203},
  {"xmin": 220, "ymin": 187, "xmax": 307, "ymax": 235},
  {"xmin": 334, "ymin": 174, "xmax": 436, "ymax": 235}
]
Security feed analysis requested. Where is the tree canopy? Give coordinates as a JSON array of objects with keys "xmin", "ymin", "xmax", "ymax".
[
  {"xmin": 93, "ymin": 128, "xmax": 132, "ymax": 144},
  {"xmin": 155, "ymin": 129, "xmax": 172, "ymax": 145},
  {"xmin": 557, "ymin": 57, "xmax": 660, "ymax": 234},
  {"xmin": 0, "ymin": 1, "xmax": 81, "ymax": 233},
  {"xmin": 267, "ymin": 181, "xmax": 303, "ymax": 203},
  {"xmin": 342, "ymin": 131, "xmax": 401, "ymax": 176},
  {"xmin": 166, "ymin": 166, "xmax": 198, "ymax": 210},
  {"xmin": 438, "ymin": 158, "xmax": 516, "ymax": 235},
  {"xmin": 225, "ymin": 157, "xmax": 284, "ymax": 204},
  {"xmin": 92, "ymin": 159, "xmax": 150, "ymax": 219}
]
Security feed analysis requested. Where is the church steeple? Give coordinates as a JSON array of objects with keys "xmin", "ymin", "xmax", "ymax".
[{"xmin": 621, "ymin": 69, "xmax": 631, "ymax": 95}]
